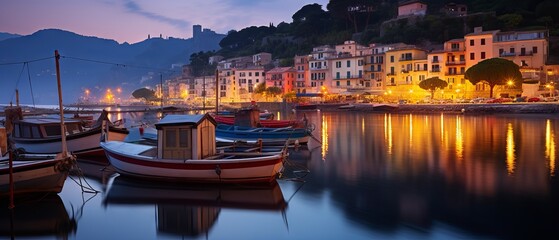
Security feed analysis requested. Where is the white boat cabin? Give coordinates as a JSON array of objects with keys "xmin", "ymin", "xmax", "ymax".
[
  {"xmin": 155, "ymin": 114, "xmax": 217, "ymax": 160},
  {"xmin": 12, "ymin": 118, "xmax": 84, "ymax": 139}
]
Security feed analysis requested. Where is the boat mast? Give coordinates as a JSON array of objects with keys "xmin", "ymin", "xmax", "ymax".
[{"xmin": 54, "ymin": 50, "xmax": 68, "ymax": 157}]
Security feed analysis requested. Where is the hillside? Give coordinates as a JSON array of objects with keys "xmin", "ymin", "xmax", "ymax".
[
  {"xmin": 0, "ymin": 29, "xmax": 223, "ymax": 105},
  {"xmin": 214, "ymin": 0, "xmax": 559, "ymax": 61}
]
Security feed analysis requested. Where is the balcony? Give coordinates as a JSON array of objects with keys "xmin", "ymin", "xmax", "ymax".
[
  {"xmin": 399, "ymin": 57, "xmax": 414, "ymax": 61},
  {"xmin": 446, "ymin": 71, "xmax": 465, "ymax": 76},
  {"xmin": 446, "ymin": 61, "xmax": 465, "ymax": 65},
  {"xmin": 519, "ymin": 51, "xmax": 534, "ymax": 56},
  {"xmin": 387, "ymin": 72, "xmax": 396, "ymax": 76},
  {"xmin": 499, "ymin": 52, "xmax": 516, "ymax": 57},
  {"xmin": 334, "ymin": 75, "xmax": 364, "ymax": 80},
  {"xmin": 448, "ymin": 47, "xmax": 465, "ymax": 52},
  {"xmin": 430, "ymin": 69, "xmax": 441, "ymax": 73}
]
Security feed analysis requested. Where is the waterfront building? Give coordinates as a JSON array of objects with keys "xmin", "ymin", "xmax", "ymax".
[
  {"xmin": 265, "ymin": 67, "xmax": 296, "ymax": 97},
  {"xmin": 293, "ymin": 55, "xmax": 310, "ymax": 94},
  {"xmin": 308, "ymin": 45, "xmax": 336, "ymax": 95},
  {"xmin": 236, "ymin": 66, "xmax": 266, "ymax": 102},
  {"xmin": 440, "ymin": 38, "xmax": 471, "ymax": 99},
  {"xmin": 384, "ymin": 45, "xmax": 428, "ymax": 102},
  {"xmin": 364, "ymin": 43, "xmax": 409, "ymax": 98},
  {"xmin": 464, "ymin": 27, "xmax": 549, "ymax": 97},
  {"xmin": 217, "ymin": 53, "xmax": 272, "ymax": 103},
  {"xmin": 329, "ymin": 50, "xmax": 366, "ymax": 95}
]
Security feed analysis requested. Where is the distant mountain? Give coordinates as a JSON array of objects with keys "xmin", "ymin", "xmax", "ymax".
[
  {"xmin": 0, "ymin": 29, "xmax": 224, "ymax": 105},
  {"xmin": 0, "ymin": 32, "xmax": 21, "ymax": 41}
]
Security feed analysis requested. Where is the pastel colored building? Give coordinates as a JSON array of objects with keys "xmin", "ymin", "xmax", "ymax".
[
  {"xmin": 308, "ymin": 45, "xmax": 336, "ymax": 94},
  {"xmin": 294, "ymin": 55, "xmax": 310, "ymax": 94},
  {"xmin": 398, "ymin": 0, "xmax": 427, "ymax": 17},
  {"xmin": 265, "ymin": 67, "xmax": 296, "ymax": 95}
]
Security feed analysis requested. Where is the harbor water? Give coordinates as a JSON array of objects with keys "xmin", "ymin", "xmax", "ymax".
[{"xmin": 3, "ymin": 109, "xmax": 559, "ymax": 239}]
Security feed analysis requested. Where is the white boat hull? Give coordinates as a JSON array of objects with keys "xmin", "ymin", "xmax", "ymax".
[
  {"xmin": 14, "ymin": 127, "xmax": 128, "ymax": 156},
  {"xmin": 101, "ymin": 141, "xmax": 285, "ymax": 183}
]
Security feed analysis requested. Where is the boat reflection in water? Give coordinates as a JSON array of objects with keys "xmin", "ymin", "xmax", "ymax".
[
  {"xmin": 103, "ymin": 176, "xmax": 286, "ymax": 238},
  {"xmin": 0, "ymin": 194, "xmax": 76, "ymax": 239}
]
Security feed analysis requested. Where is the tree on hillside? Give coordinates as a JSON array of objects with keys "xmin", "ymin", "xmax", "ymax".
[
  {"xmin": 132, "ymin": 88, "xmax": 155, "ymax": 102},
  {"xmin": 327, "ymin": 0, "xmax": 379, "ymax": 33},
  {"xmin": 419, "ymin": 77, "xmax": 449, "ymax": 100},
  {"xmin": 465, "ymin": 58, "xmax": 523, "ymax": 98},
  {"xmin": 291, "ymin": 4, "xmax": 331, "ymax": 38},
  {"xmin": 189, "ymin": 51, "xmax": 216, "ymax": 76}
]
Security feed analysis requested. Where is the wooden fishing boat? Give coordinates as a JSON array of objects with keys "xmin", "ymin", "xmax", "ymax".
[
  {"xmin": 9, "ymin": 110, "xmax": 129, "ymax": 157},
  {"xmin": 100, "ymin": 113, "xmax": 286, "ymax": 183},
  {"xmin": 0, "ymin": 50, "xmax": 76, "ymax": 198},
  {"xmin": 212, "ymin": 115, "xmax": 302, "ymax": 128},
  {"xmin": 0, "ymin": 153, "xmax": 75, "ymax": 196},
  {"xmin": 215, "ymin": 124, "xmax": 311, "ymax": 146}
]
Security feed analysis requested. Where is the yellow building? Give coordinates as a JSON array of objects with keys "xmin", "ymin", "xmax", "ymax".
[{"xmin": 384, "ymin": 45, "xmax": 428, "ymax": 102}]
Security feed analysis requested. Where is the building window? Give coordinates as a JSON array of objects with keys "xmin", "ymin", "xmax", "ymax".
[
  {"xmin": 346, "ymin": 80, "xmax": 350, "ymax": 86},
  {"xmin": 346, "ymin": 71, "xmax": 351, "ymax": 79},
  {"xmin": 390, "ymin": 56, "xmax": 394, "ymax": 63},
  {"xmin": 336, "ymin": 61, "xmax": 341, "ymax": 68},
  {"xmin": 470, "ymin": 39, "xmax": 474, "ymax": 46},
  {"xmin": 481, "ymin": 39, "xmax": 485, "ymax": 45},
  {"xmin": 346, "ymin": 60, "xmax": 351, "ymax": 67},
  {"xmin": 481, "ymin": 52, "xmax": 486, "ymax": 59},
  {"xmin": 470, "ymin": 52, "xmax": 475, "ymax": 60},
  {"xmin": 533, "ymin": 46, "xmax": 538, "ymax": 54},
  {"xmin": 336, "ymin": 72, "xmax": 340, "ymax": 79}
]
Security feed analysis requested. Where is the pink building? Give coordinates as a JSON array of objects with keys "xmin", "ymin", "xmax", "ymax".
[
  {"xmin": 265, "ymin": 67, "xmax": 296, "ymax": 94},
  {"xmin": 398, "ymin": 0, "xmax": 427, "ymax": 17}
]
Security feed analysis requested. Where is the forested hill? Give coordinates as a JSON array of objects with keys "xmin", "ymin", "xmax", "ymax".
[{"xmin": 214, "ymin": 0, "xmax": 559, "ymax": 63}]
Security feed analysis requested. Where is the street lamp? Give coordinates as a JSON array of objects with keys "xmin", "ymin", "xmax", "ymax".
[{"xmin": 84, "ymin": 89, "xmax": 90, "ymax": 103}]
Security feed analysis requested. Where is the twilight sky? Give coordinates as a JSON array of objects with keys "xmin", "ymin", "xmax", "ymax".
[{"xmin": 0, "ymin": 0, "xmax": 329, "ymax": 44}]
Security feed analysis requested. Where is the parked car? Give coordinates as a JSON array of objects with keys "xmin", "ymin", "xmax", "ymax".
[
  {"xmin": 487, "ymin": 98, "xmax": 513, "ymax": 103},
  {"xmin": 528, "ymin": 97, "xmax": 542, "ymax": 102},
  {"xmin": 470, "ymin": 97, "xmax": 491, "ymax": 103}
]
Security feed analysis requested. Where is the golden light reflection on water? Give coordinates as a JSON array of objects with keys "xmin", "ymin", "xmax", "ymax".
[
  {"xmin": 440, "ymin": 113, "xmax": 444, "ymax": 144},
  {"xmin": 321, "ymin": 115, "xmax": 329, "ymax": 161},
  {"xmin": 409, "ymin": 114, "xmax": 413, "ymax": 146},
  {"xmin": 313, "ymin": 112, "xmax": 559, "ymax": 198},
  {"xmin": 546, "ymin": 120, "xmax": 556, "ymax": 176},
  {"xmin": 506, "ymin": 123, "xmax": 515, "ymax": 175},
  {"xmin": 384, "ymin": 114, "xmax": 392, "ymax": 155},
  {"xmin": 455, "ymin": 117, "xmax": 464, "ymax": 161}
]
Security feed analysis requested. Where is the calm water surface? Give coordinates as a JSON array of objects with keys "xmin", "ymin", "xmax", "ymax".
[{"xmin": 3, "ymin": 110, "xmax": 559, "ymax": 239}]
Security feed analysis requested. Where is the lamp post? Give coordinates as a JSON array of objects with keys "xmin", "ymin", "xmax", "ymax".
[{"xmin": 85, "ymin": 89, "xmax": 90, "ymax": 103}]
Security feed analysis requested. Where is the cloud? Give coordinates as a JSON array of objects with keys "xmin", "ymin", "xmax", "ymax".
[{"xmin": 122, "ymin": 0, "xmax": 189, "ymax": 29}]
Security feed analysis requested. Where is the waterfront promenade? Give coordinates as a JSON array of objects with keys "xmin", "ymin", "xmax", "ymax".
[{"xmin": 2, "ymin": 102, "xmax": 559, "ymax": 118}]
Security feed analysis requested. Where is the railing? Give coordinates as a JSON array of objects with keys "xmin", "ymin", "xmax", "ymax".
[
  {"xmin": 499, "ymin": 52, "xmax": 516, "ymax": 57},
  {"xmin": 448, "ymin": 47, "xmax": 465, "ymax": 52},
  {"xmin": 446, "ymin": 71, "xmax": 465, "ymax": 75},
  {"xmin": 446, "ymin": 61, "xmax": 465, "ymax": 65},
  {"xmin": 334, "ymin": 75, "xmax": 363, "ymax": 80}
]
